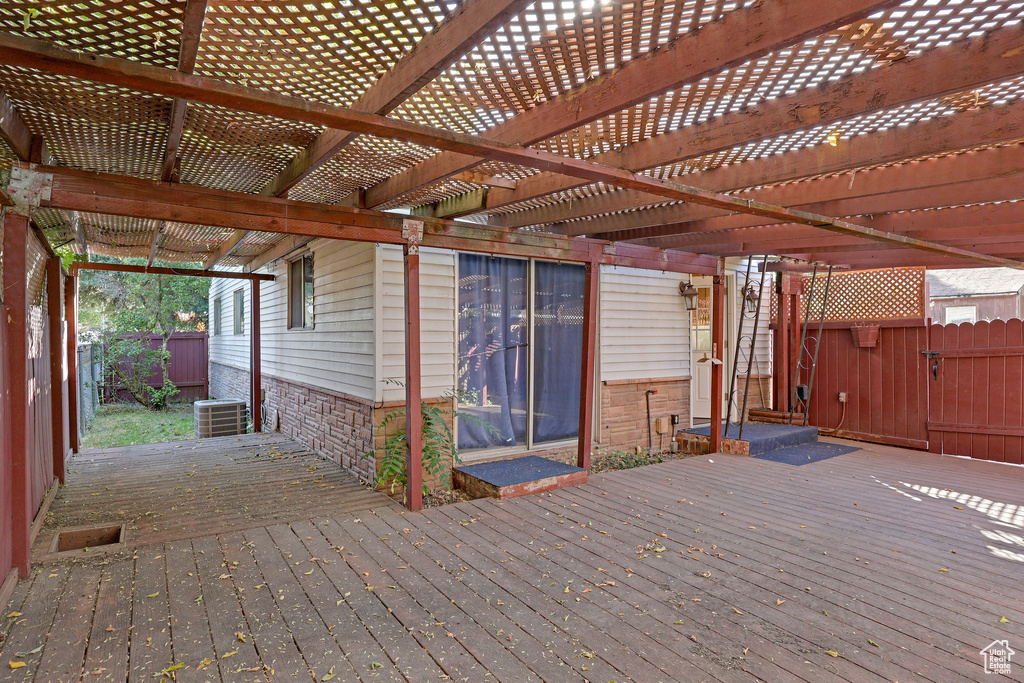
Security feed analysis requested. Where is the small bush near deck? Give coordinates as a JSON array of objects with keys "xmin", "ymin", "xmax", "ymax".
[{"xmin": 81, "ymin": 402, "xmax": 195, "ymax": 448}]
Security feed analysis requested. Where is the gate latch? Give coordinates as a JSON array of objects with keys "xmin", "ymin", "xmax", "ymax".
[{"xmin": 921, "ymin": 350, "xmax": 940, "ymax": 380}]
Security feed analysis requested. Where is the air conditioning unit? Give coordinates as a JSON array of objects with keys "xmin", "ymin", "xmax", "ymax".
[{"xmin": 194, "ymin": 399, "xmax": 248, "ymax": 438}]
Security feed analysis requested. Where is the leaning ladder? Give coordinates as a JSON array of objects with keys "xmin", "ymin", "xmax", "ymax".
[
  {"xmin": 789, "ymin": 265, "xmax": 834, "ymax": 426},
  {"xmin": 724, "ymin": 255, "xmax": 769, "ymax": 439}
]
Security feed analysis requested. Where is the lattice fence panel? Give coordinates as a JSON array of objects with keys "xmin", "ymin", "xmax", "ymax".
[{"xmin": 770, "ymin": 266, "xmax": 927, "ymax": 323}]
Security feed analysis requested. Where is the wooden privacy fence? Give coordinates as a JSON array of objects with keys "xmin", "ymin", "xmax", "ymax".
[
  {"xmin": 104, "ymin": 332, "xmax": 209, "ymax": 403},
  {"xmin": 774, "ymin": 267, "xmax": 1024, "ymax": 465},
  {"xmin": 927, "ymin": 319, "xmax": 1024, "ymax": 465}
]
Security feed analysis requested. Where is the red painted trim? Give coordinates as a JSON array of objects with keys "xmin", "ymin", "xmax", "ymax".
[
  {"xmin": 65, "ymin": 274, "xmax": 79, "ymax": 454},
  {"xmin": 251, "ymin": 280, "xmax": 262, "ymax": 432},
  {"xmin": 769, "ymin": 318, "xmax": 927, "ymax": 330},
  {"xmin": 709, "ymin": 269, "xmax": 725, "ymax": 453},
  {"xmin": 576, "ymin": 258, "xmax": 599, "ymax": 470},
  {"xmin": 404, "ymin": 246, "xmax": 423, "ymax": 511},
  {"xmin": 3, "ymin": 212, "xmax": 30, "ymax": 577},
  {"xmin": 46, "ymin": 258, "xmax": 65, "ymax": 483}
]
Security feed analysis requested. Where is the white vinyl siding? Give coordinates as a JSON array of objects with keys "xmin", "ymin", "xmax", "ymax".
[
  {"xmin": 599, "ymin": 265, "xmax": 691, "ymax": 382},
  {"xmin": 209, "ymin": 275, "xmax": 249, "ymax": 371},
  {"xmin": 377, "ymin": 245, "xmax": 456, "ymax": 403}
]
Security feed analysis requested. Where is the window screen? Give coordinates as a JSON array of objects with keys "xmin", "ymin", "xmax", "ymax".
[
  {"xmin": 233, "ymin": 289, "xmax": 244, "ymax": 335},
  {"xmin": 213, "ymin": 298, "xmax": 222, "ymax": 336},
  {"xmin": 289, "ymin": 254, "xmax": 314, "ymax": 329}
]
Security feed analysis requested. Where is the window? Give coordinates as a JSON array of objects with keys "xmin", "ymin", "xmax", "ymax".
[
  {"xmin": 945, "ymin": 305, "xmax": 977, "ymax": 325},
  {"xmin": 233, "ymin": 288, "xmax": 244, "ymax": 335},
  {"xmin": 457, "ymin": 254, "xmax": 585, "ymax": 451},
  {"xmin": 288, "ymin": 254, "xmax": 314, "ymax": 329},
  {"xmin": 213, "ymin": 298, "xmax": 222, "ymax": 336}
]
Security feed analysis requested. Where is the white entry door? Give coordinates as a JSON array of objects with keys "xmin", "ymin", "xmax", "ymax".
[{"xmin": 690, "ymin": 276, "xmax": 732, "ymax": 423}]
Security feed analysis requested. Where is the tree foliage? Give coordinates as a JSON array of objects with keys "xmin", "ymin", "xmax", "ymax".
[{"xmin": 83, "ymin": 258, "xmax": 209, "ymax": 409}]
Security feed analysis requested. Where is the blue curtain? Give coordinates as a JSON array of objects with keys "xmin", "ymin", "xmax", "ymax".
[
  {"xmin": 532, "ymin": 261, "xmax": 584, "ymax": 443},
  {"xmin": 457, "ymin": 254, "xmax": 528, "ymax": 449}
]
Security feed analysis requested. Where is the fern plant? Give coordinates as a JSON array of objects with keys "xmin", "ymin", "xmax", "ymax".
[{"xmin": 365, "ymin": 383, "xmax": 475, "ymax": 500}]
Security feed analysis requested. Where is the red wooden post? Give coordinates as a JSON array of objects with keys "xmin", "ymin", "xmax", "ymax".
[
  {"xmin": 709, "ymin": 270, "xmax": 725, "ymax": 453},
  {"xmin": 773, "ymin": 273, "xmax": 789, "ymax": 411},
  {"xmin": 576, "ymin": 259, "xmax": 599, "ymax": 470},
  {"xmin": 46, "ymin": 257, "xmax": 66, "ymax": 483},
  {"xmin": 3, "ymin": 211, "xmax": 31, "ymax": 576},
  {"xmin": 65, "ymin": 273, "xmax": 80, "ymax": 454},
  {"xmin": 251, "ymin": 279, "xmax": 262, "ymax": 432},
  {"xmin": 403, "ymin": 230, "xmax": 424, "ymax": 512}
]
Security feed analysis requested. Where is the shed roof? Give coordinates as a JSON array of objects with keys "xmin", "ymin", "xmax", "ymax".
[{"xmin": 927, "ymin": 268, "xmax": 1024, "ymax": 299}]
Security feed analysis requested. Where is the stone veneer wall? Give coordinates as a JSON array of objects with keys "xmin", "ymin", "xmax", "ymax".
[
  {"xmin": 599, "ymin": 377, "xmax": 690, "ymax": 452},
  {"xmin": 209, "ymin": 362, "xmax": 375, "ymax": 483}
]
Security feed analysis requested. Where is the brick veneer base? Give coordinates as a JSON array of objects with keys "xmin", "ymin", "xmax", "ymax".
[
  {"xmin": 599, "ymin": 378, "xmax": 690, "ymax": 452},
  {"xmin": 209, "ymin": 362, "xmax": 375, "ymax": 483}
]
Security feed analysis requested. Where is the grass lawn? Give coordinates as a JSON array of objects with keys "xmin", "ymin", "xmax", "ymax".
[{"xmin": 81, "ymin": 402, "xmax": 195, "ymax": 448}]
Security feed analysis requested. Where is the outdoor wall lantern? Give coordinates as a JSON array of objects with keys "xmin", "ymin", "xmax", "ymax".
[
  {"xmin": 742, "ymin": 282, "xmax": 760, "ymax": 314},
  {"xmin": 679, "ymin": 280, "xmax": 699, "ymax": 311}
]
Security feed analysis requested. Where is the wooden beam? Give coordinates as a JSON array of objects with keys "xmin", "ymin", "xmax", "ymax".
[
  {"xmin": 3, "ymin": 211, "xmax": 31, "ymax": 576},
  {"xmin": 202, "ymin": 229, "xmax": 247, "ymax": 270},
  {"xmin": 640, "ymin": 170, "xmax": 1024, "ymax": 249},
  {"xmin": 485, "ymin": 24, "xmax": 1024, "ymax": 219},
  {"xmin": 709, "ymin": 270, "xmax": 725, "ymax": 453},
  {"xmin": 412, "ymin": 188, "xmax": 487, "ymax": 219},
  {"xmin": 576, "ymin": 254, "xmax": 599, "ymax": 470},
  {"xmin": 46, "ymin": 257, "xmax": 66, "ymax": 484},
  {"xmin": 65, "ymin": 273, "xmax": 79, "ymax": 454},
  {"xmin": 251, "ymin": 279, "xmax": 262, "ymax": 432},
  {"xmin": 146, "ymin": 220, "xmax": 166, "ymax": 267},
  {"xmin": 362, "ymin": 0, "xmax": 903, "ymax": 208},
  {"xmin": 0, "ymin": 85, "xmax": 32, "ymax": 160},
  {"xmin": 452, "ymin": 170, "xmax": 515, "ymax": 190},
  {"xmin": 161, "ymin": 0, "xmax": 210, "ymax": 183},
  {"xmin": 33, "ymin": 165, "xmax": 719, "ymax": 274},
  {"xmin": 403, "ymin": 225, "xmax": 423, "ymax": 512},
  {"xmin": 70, "ymin": 261, "xmax": 276, "ymax": 281},
  {"xmin": 243, "ymin": 235, "xmax": 315, "ymax": 273},
  {"xmin": 510, "ymin": 98, "xmax": 1024, "ymax": 233}
]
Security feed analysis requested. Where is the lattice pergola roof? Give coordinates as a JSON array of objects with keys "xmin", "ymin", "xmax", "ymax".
[{"xmin": 0, "ymin": 0, "xmax": 1022, "ymax": 270}]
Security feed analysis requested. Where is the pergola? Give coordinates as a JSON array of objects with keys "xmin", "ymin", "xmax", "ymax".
[{"xmin": 1, "ymin": 0, "xmax": 1022, "ymax": 527}]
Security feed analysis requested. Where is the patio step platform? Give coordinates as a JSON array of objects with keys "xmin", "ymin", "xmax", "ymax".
[
  {"xmin": 453, "ymin": 455, "xmax": 588, "ymax": 500},
  {"xmin": 675, "ymin": 421, "xmax": 819, "ymax": 456}
]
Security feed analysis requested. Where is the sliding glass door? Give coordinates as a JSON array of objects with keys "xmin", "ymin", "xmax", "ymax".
[{"xmin": 457, "ymin": 253, "xmax": 585, "ymax": 453}]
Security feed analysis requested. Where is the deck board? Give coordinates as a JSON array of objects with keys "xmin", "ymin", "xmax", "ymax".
[{"xmin": 2, "ymin": 440, "xmax": 1023, "ymax": 681}]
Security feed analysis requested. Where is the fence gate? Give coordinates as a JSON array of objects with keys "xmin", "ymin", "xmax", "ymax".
[{"xmin": 926, "ymin": 319, "xmax": 1024, "ymax": 465}]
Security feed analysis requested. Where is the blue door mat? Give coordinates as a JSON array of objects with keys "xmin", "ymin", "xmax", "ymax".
[
  {"xmin": 683, "ymin": 422, "xmax": 819, "ymax": 456},
  {"xmin": 754, "ymin": 441, "xmax": 860, "ymax": 466},
  {"xmin": 453, "ymin": 455, "xmax": 585, "ymax": 487}
]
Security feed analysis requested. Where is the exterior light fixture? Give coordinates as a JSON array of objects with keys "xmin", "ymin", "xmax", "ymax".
[
  {"xmin": 679, "ymin": 280, "xmax": 699, "ymax": 311},
  {"xmin": 741, "ymin": 283, "xmax": 759, "ymax": 314}
]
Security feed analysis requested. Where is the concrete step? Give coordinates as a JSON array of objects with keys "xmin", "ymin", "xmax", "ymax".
[
  {"xmin": 453, "ymin": 455, "xmax": 587, "ymax": 500},
  {"xmin": 676, "ymin": 421, "xmax": 819, "ymax": 456}
]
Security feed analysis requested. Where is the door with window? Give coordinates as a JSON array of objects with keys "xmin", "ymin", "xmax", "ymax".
[
  {"xmin": 456, "ymin": 254, "xmax": 585, "ymax": 456},
  {"xmin": 690, "ymin": 276, "xmax": 732, "ymax": 422}
]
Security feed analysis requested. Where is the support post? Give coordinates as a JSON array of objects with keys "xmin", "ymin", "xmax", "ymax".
[
  {"xmin": 773, "ymin": 273, "xmax": 789, "ymax": 412},
  {"xmin": 65, "ymin": 273, "xmax": 79, "ymax": 453},
  {"xmin": 403, "ymin": 220, "xmax": 424, "ymax": 512},
  {"xmin": 709, "ymin": 269, "xmax": 726, "ymax": 454},
  {"xmin": 46, "ymin": 257, "xmax": 66, "ymax": 483},
  {"xmin": 576, "ymin": 258, "xmax": 599, "ymax": 470},
  {"xmin": 250, "ymin": 279, "xmax": 262, "ymax": 432},
  {"xmin": 3, "ymin": 211, "xmax": 30, "ymax": 576}
]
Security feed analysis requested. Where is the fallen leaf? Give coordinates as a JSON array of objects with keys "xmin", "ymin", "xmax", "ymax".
[
  {"xmin": 732, "ymin": 607, "xmax": 744, "ymax": 615},
  {"xmin": 235, "ymin": 632, "xmax": 248, "ymax": 643},
  {"xmin": 938, "ymin": 568, "xmax": 949, "ymax": 572},
  {"xmin": 1000, "ymin": 617, "xmax": 1010, "ymax": 624},
  {"xmin": 197, "ymin": 658, "xmax": 212, "ymax": 670},
  {"xmin": 146, "ymin": 592, "xmax": 160, "ymax": 598},
  {"xmin": 105, "ymin": 626, "xmax": 114, "ymax": 632},
  {"xmin": 14, "ymin": 645, "xmax": 42, "ymax": 658},
  {"xmin": 6, "ymin": 612, "xmax": 21, "ymax": 618},
  {"xmin": 868, "ymin": 639, "xmax": 879, "ymax": 647},
  {"xmin": 222, "ymin": 650, "xmax": 239, "ymax": 659},
  {"xmin": 824, "ymin": 649, "xmax": 839, "ymax": 658},
  {"xmin": 9, "ymin": 661, "xmax": 26, "ymax": 669},
  {"xmin": 776, "ymin": 599, "xmax": 785, "ymax": 606}
]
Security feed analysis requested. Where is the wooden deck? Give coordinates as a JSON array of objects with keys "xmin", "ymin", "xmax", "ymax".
[
  {"xmin": 34, "ymin": 432, "xmax": 398, "ymax": 553},
  {"xmin": 2, "ymin": 439, "xmax": 1023, "ymax": 681}
]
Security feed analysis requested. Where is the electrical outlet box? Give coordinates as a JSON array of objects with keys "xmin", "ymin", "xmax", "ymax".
[
  {"xmin": 670, "ymin": 414, "xmax": 680, "ymax": 426},
  {"xmin": 838, "ymin": 392, "xmax": 848, "ymax": 403},
  {"xmin": 655, "ymin": 417, "xmax": 671, "ymax": 434}
]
